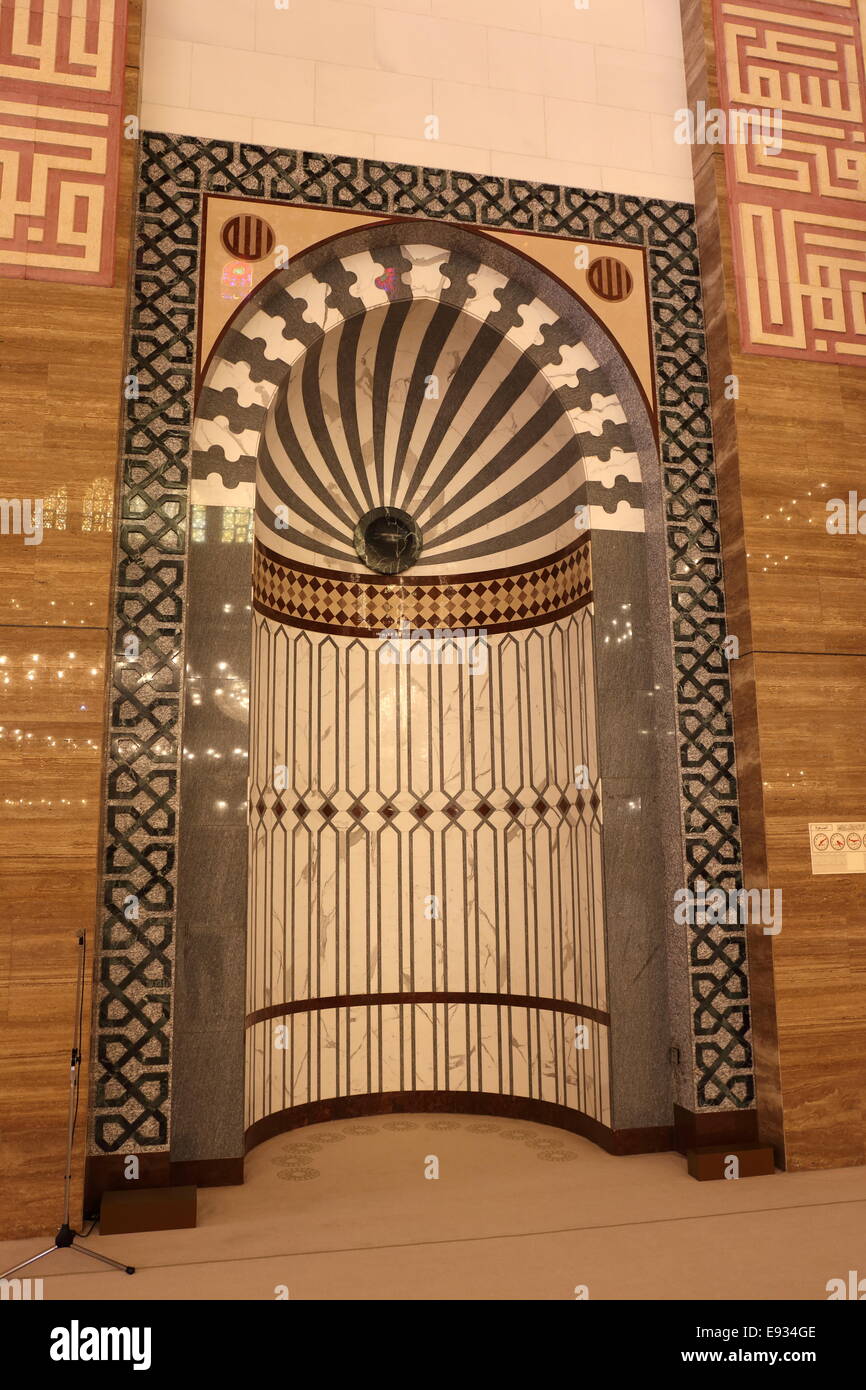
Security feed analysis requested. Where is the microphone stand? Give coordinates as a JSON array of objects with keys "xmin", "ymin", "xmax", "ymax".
[{"xmin": 1, "ymin": 934, "xmax": 135, "ymax": 1280}]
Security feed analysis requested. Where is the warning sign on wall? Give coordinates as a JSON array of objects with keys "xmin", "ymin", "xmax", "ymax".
[{"xmin": 809, "ymin": 822, "xmax": 866, "ymax": 875}]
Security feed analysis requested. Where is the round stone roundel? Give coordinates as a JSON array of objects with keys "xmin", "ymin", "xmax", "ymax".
[
  {"xmin": 587, "ymin": 255, "xmax": 634, "ymax": 303},
  {"xmin": 353, "ymin": 507, "xmax": 422, "ymax": 575},
  {"xmin": 221, "ymin": 214, "xmax": 276, "ymax": 263}
]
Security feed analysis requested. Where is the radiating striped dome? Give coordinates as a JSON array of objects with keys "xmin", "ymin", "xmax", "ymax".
[{"xmin": 193, "ymin": 230, "xmax": 645, "ymax": 576}]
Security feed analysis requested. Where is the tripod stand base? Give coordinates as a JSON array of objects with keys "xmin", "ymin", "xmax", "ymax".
[
  {"xmin": 1, "ymin": 939, "xmax": 135, "ymax": 1285},
  {"xmin": 1, "ymin": 1224, "xmax": 135, "ymax": 1279}
]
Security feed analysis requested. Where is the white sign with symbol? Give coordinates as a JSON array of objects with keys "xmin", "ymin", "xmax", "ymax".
[{"xmin": 809, "ymin": 822, "xmax": 866, "ymax": 875}]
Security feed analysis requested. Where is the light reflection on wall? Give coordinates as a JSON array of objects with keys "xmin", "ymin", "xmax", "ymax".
[
  {"xmin": 221, "ymin": 506, "xmax": 254, "ymax": 544},
  {"xmin": 41, "ymin": 487, "xmax": 68, "ymax": 531},
  {"xmin": 37, "ymin": 479, "xmax": 114, "ymax": 534},
  {"xmin": 190, "ymin": 503, "xmax": 254, "ymax": 544},
  {"xmin": 221, "ymin": 261, "xmax": 253, "ymax": 299},
  {"xmin": 82, "ymin": 478, "xmax": 113, "ymax": 533}
]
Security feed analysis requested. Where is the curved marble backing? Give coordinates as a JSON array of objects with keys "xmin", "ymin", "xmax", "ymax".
[
  {"xmin": 241, "ymin": 224, "xmax": 676, "ymax": 1145},
  {"xmin": 246, "ymin": 607, "xmax": 611, "ymax": 1132}
]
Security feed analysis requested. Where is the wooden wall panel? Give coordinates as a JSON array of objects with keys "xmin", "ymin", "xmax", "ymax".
[
  {"xmin": 0, "ymin": 2, "xmax": 141, "ymax": 1240},
  {"xmin": 682, "ymin": 0, "xmax": 866, "ymax": 1169}
]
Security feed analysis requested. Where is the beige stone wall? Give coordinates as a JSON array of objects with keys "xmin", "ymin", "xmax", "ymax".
[{"xmin": 141, "ymin": 0, "xmax": 693, "ymax": 200}]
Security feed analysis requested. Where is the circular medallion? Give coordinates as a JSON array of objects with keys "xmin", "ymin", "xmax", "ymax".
[
  {"xmin": 220, "ymin": 214, "xmax": 276, "ymax": 262},
  {"xmin": 353, "ymin": 507, "xmax": 422, "ymax": 575},
  {"xmin": 586, "ymin": 255, "xmax": 634, "ymax": 302}
]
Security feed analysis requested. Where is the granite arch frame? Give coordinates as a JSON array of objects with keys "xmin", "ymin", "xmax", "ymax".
[{"xmin": 85, "ymin": 139, "xmax": 752, "ymax": 1203}]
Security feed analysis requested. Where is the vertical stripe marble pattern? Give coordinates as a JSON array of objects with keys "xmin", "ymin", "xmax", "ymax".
[{"xmin": 245, "ymin": 608, "xmax": 610, "ymax": 1128}]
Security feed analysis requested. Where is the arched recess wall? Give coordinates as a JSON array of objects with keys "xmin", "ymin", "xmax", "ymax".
[{"xmin": 193, "ymin": 222, "xmax": 684, "ymax": 1151}]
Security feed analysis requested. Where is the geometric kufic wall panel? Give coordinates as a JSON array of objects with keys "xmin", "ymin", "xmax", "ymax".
[
  {"xmin": 714, "ymin": 0, "xmax": 866, "ymax": 362},
  {"xmin": 0, "ymin": 0, "xmax": 127, "ymax": 284}
]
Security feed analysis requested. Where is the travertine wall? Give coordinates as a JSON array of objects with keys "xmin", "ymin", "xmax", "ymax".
[
  {"xmin": 681, "ymin": 0, "xmax": 866, "ymax": 1169},
  {"xmin": 140, "ymin": 0, "xmax": 694, "ymax": 200},
  {"xmin": 0, "ymin": 1, "xmax": 141, "ymax": 1239}
]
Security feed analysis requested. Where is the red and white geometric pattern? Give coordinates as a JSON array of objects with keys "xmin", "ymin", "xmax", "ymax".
[
  {"xmin": 714, "ymin": 0, "xmax": 866, "ymax": 362},
  {"xmin": 0, "ymin": 1, "xmax": 127, "ymax": 285}
]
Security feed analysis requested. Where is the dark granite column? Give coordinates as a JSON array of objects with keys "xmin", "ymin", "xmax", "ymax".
[{"xmin": 171, "ymin": 502, "xmax": 252, "ymax": 1168}]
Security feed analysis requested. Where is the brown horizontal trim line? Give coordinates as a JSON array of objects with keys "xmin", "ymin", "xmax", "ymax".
[
  {"xmin": 244, "ymin": 1092, "xmax": 673, "ymax": 1158},
  {"xmin": 745, "ymin": 648, "xmax": 866, "ymax": 660},
  {"xmin": 255, "ymin": 531, "xmax": 591, "ymax": 586},
  {"xmin": 246, "ymin": 990, "xmax": 610, "ymax": 1030},
  {"xmin": 252, "ymin": 588, "xmax": 594, "ymax": 638}
]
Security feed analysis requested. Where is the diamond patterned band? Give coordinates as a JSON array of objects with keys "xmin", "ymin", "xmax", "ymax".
[{"xmin": 252, "ymin": 535, "xmax": 593, "ymax": 635}]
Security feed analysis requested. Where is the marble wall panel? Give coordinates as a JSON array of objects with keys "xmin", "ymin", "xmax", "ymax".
[{"xmin": 138, "ymin": 0, "xmax": 694, "ymax": 202}]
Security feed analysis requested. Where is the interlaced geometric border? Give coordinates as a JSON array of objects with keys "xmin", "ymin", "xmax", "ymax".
[{"xmin": 92, "ymin": 137, "xmax": 753, "ymax": 1154}]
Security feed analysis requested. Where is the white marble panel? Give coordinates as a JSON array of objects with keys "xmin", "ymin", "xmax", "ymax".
[
  {"xmin": 241, "ymin": 310, "xmax": 307, "ymax": 366},
  {"xmin": 400, "ymin": 244, "xmax": 452, "ymax": 300},
  {"xmin": 462, "ymin": 265, "xmax": 510, "ymax": 320},
  {"xmin": 208, "ymin": 357, "xmax": 279, "ymax": 410},
  {"xmin": 505, "ymin": 296, "xmax": 559, "ymax": 353},
  {"xmin": 588, "ymin": 501, "xmax": 646, "ymax": 532},
  {"xmin": 246, "ymin": 605, "xmax": 612, "ymax": 1125},
  {"xmin": 190, "ymin": 475, "xmax": 256, "ymax": 508},
  {"xmin": 341, "ymin": 250, "xmax": 392, "ymax": 310},
  {"xmin": 541, "ymin": 340, "xmax": 600, "ymax": 390},
  {"xmin": 191, "ymin": 414, "xmax": 259, "ymax": 462},
  {"xmin": 380, "ymin": 1003, "xmax": 403, "ymax": 1094}
]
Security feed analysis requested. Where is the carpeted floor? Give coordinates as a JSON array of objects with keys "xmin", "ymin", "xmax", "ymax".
[{"xmin": 2, "ymin": 1115, "xmax": 863, "ymax": 1300}]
